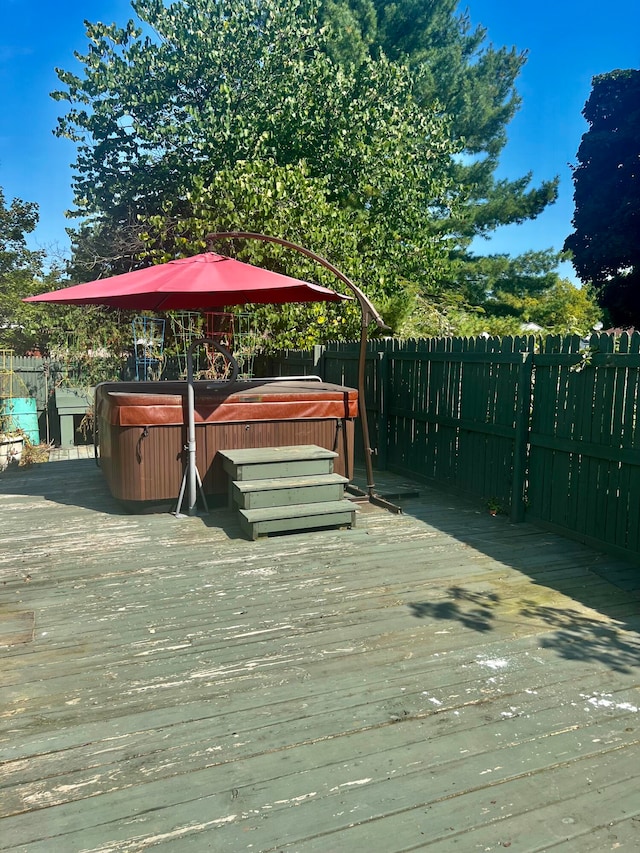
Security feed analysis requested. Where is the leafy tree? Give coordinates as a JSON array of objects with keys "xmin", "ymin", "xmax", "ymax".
[
  {"xmin": 141, "ymin": 155, "xmax": 462, "ymax": 347},
  {"xmin": 0, "ymin": 185, "xmax": 132, "ymax": 365},
  {"xmin": 394, "ymin": 249, "xmax": 601, "ymax": 338},
  {"xmin": 54, "ymin": 0, "xmax": 455, "ymax": 285},
  {"xmin": 527, "ymin": 278, "xmax": 601, "ymax": 335},
  {"xmin": 0, "ymin": 187, "xmax": 49, "ymax": 353},
  {"xmin": 564, "ymin": 69, "xmax": 640, "ymax": 327},
  {"xmin": 52, "ymin": 0, "xmax": 560, "ymax": 346}
]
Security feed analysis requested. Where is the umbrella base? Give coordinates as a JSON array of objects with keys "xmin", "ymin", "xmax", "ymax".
[{"xmin": 174, "ymin": 462, "xmax": 209, "ymax": 518}]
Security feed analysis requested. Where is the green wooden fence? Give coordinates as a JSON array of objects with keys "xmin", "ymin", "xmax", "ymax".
[
  {"xmin": 527, "ymin": 332, "xmax": 640, "ymax": 561},
  {"xmin": 376, "ymin": 336, "xmax": 535, "ymax": 522},
  {"xmin": 270, "ymin": 333, "xmax": 640, "ymax": 564},
  {"xmin": 11, "ymin": 334, "xmax": 640, "ymax": 562}
]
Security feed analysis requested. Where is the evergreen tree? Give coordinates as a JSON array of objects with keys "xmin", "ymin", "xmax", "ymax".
[
  {"xmin": 319, "ymin": 0, "xmax": 559, "ymax": 251},
  {"xmin": 564, "ymin": 69, "xmax": 640, "ymax": 327}
]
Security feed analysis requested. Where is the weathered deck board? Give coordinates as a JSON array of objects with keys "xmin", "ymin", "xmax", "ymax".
[{"xmin": 1, "ymin": 458, "xmax": 639, "ymax": 851}]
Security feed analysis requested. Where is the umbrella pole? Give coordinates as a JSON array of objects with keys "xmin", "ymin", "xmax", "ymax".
[
  {"xmin": 186, "ymin": 351, "xmax": 199, "ymax": 515},
  {"xmin": 175, "ymin": 338, "xmax": 239, "ymax": 518},
  {"xmin": 175, "ymin": 339, "xmax": 209, "ymax": 517},
  {"xmin": 357, "ymin": 311, "xmax": 375, "ymax": 497}
]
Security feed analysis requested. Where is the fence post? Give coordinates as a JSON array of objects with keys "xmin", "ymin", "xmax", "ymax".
[
  {"xmin": 511, "ymin": 351, "xmax": 533, "ymax": 522},
  {"xmin": 376, "ymin": 350, "xmax": 389, "ymax": 470},
  {"xmin": 312, "ymin": 345, "xmax": 325, "ymax": 378}
]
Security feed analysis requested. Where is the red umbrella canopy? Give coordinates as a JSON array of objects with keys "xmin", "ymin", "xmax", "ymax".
[{"xmin": 24, "ymin": 252, "xmax": 349, "ymax": 311}]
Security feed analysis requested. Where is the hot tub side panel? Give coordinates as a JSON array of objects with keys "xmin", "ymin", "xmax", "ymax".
[
  {"xmin": 95, "ymin": 384, "xmax": 182, "ymax": 505},
  {"xmin": 106, "ymin": 423, "xmax": 185, "ymax": 504},
  {"xmin": 101, "ymin": 418, "xmax": 353, "ymax": 508}
]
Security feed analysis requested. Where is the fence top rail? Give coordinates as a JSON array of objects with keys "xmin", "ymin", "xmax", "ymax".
[
  {"xmin": 535, "ymin": 352, "xmax": 640, "ymax": 367},
  {"xmin": 386, "ymin": 350, "xmax": 529, "ymax": 364}
]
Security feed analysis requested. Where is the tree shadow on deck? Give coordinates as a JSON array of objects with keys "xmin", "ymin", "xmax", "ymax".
[
  {"xmin": 409, "ymin": 588, "xmax": 640, "ymax": 674},
  {"xmin": 410, "ymin": 587, "xmax": 498, "ymax": 633},
  {"xmin": 354, "ymin": 469, "xmax": 640, "ymax": 674}
]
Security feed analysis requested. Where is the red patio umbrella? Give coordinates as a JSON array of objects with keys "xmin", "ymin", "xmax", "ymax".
[
  {"xmin": 24, "ymin": 251, "xmax": 347, "ymax": 311},
  {"xmin": 26, "ymin": 250, "xmax": 351, "ymax": 516}
]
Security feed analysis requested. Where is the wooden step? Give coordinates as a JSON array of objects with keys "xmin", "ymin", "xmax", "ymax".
[
  {"xmin": 220, "ymin": 445, "xmax": 337, "ymax": 481},
  {"xmin": 231, "ymin": 473, "xmax": 348, "ymax": 510},
  {"xmin": 238, "ymin": 499, "xmax": 357, "ymax": 540}
]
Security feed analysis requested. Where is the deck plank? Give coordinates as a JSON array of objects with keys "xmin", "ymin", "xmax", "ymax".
[{"xmin": 1, "ymin": 459, "xmax": 639, "ymax": 851}]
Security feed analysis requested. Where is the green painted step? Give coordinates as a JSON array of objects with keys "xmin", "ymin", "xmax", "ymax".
[
  {"xmin": 238, "ymin": 499, "xmax": 357, "ymax": 540},
  {"xmin": 220, "ymin": 445, "xmax": 337, "ymax": 481},
  {"xmin": 232, "ymin": 473, "xmax": 349, "ymax": 510}
]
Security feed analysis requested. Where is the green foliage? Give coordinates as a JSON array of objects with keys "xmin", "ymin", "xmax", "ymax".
[
  {"xmin": 319, "ymin": 0, "xmax": 559, "ymax": 245},
  {"xmin": 526, "ymin": 278, "xmax": 601, "ymax": 336},
  {"xmin": 0, "ymin": 183, "xmax": 133, "ymax": 362},
  {"xmin": 53, "ymin": 0, "xmax": 462, "ymax": 347},
  {"xmin": 565, "ymin": 69, "xmax": 640, "ymax": 327},
  {"xmin": 394, "ymin": 250, "xmax": 601, "ymax": 339},
  {"xmin": 55, "ymin": 0, "xmax": 454, "ymax": 242},
  {"xmin": 51, "ymin": 0, "xmax": 561, "ymax": 349},
  {"xmin": 139, "ymin": 158, "xmax": 456, "ymax": 346},
  {"xmin": 0, "ymin": 187, "xmax": 49, "ymax": 353}
]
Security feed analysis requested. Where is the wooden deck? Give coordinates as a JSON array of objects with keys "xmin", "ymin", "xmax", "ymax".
[{"xmin": 1, "ymin": 456, "xmax": 640, "ymax": 851}]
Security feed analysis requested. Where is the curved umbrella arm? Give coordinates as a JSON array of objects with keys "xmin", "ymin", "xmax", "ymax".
[
  {"xmin": 205, "ymin": 231, "xmax": 389, "ymax": 332},
  {"xmin": 205, "ymin": 231, "xmax": 390, "ymax": 499}
]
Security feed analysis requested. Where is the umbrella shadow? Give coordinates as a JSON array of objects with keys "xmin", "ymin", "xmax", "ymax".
[
  {"xmin": 0, "ymin": 457, "xmax": 252, "ymax": 541},
  {"xmin": 0, "ymin": 458, "xmax": 128, "ymax": 515}
]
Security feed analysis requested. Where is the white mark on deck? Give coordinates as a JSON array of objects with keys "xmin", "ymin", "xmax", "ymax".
[
  {"xmin": 500, "ymin": 707, "xmax": 520, "ymax": 718},
  {"xmin": 95, "ymin": 814, "xmax": 239, "ymax": 849},
  {"xmin": 476, "ymin": 657, "xmax": 509, "ymax": 670},
  {"xmin": 422, "ymin": 692, "xmax": 443, "ymax": 706},
  {"xmin": 238, "ymin": 568, "xmax": 278, "ymax": 577},
  {"xmin": 134, "ymin": 643, "xmax": 192, "ymax": 656},
  {"xmin": 329, "ymin": 778, "xmax": 372, "ymax": 792},
  {"xmin": 321, "ymin": 647, "xmax": 356, "ymax": 655},
  {"xmin": 56, "ymin": 776, "xmax": 102, "ymax": 794},
  {"xmin": 273, "ymin": 792, "xmax": 317, "ymax": 805},
  {"xmin": 190, "ymin": 655, "xmax": 303, "ymax": 679},
  {"xmin": 126, "ymin": 680, "xmax": 189, "ymax": 693},
  {"xmin": 230, "ymin": 626, "xmax": 293, "ymax": 638},
  {"xmin": 581, "ymin": 693, "xmax": 639, "ymax": 713}
]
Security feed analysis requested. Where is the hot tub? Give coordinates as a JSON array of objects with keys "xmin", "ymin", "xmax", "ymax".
[{"xmin": 95, "ymin": 379, "xmax": 358, "ymax": 512}]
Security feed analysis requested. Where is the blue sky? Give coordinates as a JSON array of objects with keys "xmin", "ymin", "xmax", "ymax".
[{"xmin": 1, "ymin": 0, "xmax": 639, "ymax": 282}]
